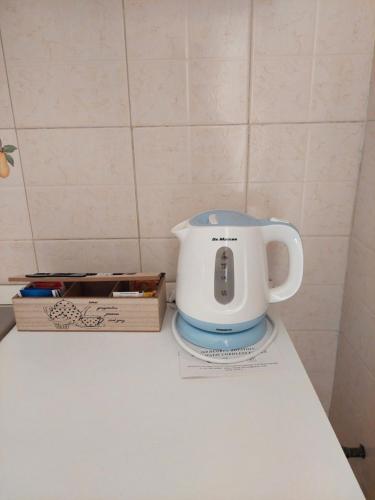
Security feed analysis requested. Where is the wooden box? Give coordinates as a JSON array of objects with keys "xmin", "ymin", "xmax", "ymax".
[{"xmin": 9, "ymin": 273, "xmax": 166, "ymax": 332}]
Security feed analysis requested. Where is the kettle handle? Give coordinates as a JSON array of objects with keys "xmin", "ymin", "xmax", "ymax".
[{"xmin": 260, "ymin": 221, "xmax": 303, "ymax": 303}]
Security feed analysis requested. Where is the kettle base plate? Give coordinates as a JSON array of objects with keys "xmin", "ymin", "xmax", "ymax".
[{"xmin": 175, "ymin": 313, "xmax": 268, "ymax": 351}]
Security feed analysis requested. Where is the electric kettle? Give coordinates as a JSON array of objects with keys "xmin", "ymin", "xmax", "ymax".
[{"xmin": 172, "ymin": 210, "xmax": 303, "ymax": 335}]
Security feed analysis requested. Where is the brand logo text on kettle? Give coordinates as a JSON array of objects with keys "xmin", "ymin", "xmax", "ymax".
[{"xmin": 212, "ymin": 237, "xmax": 238, "ymax": 241}]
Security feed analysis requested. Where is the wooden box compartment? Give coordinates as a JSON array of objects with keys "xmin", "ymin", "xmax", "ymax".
[
  {"xmin": 10, "ymin": 273, "xmax": 166, "ymax": 332},
  {"xmin": 64, "ymin": 281, "xmax": 117, "ymax": 297}
]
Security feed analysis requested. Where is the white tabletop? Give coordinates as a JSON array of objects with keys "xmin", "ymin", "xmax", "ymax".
[{"xmin": 0, "ymin": 306, "xmax": 363, "ymax": 500}]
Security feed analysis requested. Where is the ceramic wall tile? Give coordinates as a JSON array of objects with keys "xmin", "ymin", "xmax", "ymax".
[
  {"xmin": 289, "ymin": 330, "xmax": 338, "ymax": 376},
  {"xmin": 7, "ymin": 61, "xmax": 129, "ymax": 128},
  {"xmin": 251, "ymin": 55, "xmax": 312, "ymax": 123},
  {"xmin": 340, "ymin": 293, "xmax": 375, "ymax": 375},
  {"xmin": 134, "ymin": 125, "xmax": 247, "ymax": 185},
  {"xmin": 353, "ymin": 179, "xmax": 375, "ymax": 252},
  {"xmin": 188, "ymin": 0, "xmax": 250, "ymax": 59},
  {"xmin": 351, "ymin": 360, "xmax": 375, "ymax": 451},
  {"xmin": 35, "ymin": 239, "xmax": 140, "ymax": 273},
  {"xmin": 189, "ymin": 60, "xmax": 248, "ymax": 124},
  {"xmin": 125, "ymin": 0, "xmax": 186, "ymax": 60},
  {"xmin": 128, "ymin": 59, "xmax": 250, "ymax": 126},
  {"xmin": 343, "ymin": 248, "xmax": 364, "ymax": 313},
  {"xmin": 356, "ymin": 121, "xmax": 375, "ymax": 186},
  {"xmin": 330, "ymin": 336, "xmax": 375, "ymax": 497},
  {"xmin": 310, "ymin": 55, "xmax": 372, "ymax": 122},
  {"xmin": 0, "ymin": 47, "xmax": 13, "ymax": 128},
  {"xmin": 125, "ymin": 0, "xmax": 250, "ymax": 60},
  {"xmin": 367, "ymin": 55, "xmax": 375, "ymax": 121},
  {"xmin": 249, "ymin": 124, "xmax": 308, "ymax": 182},
  {"xmin": 247, "ymin": 182, "xmax": 303, "ymax": 227},
  {"xmin": 306, "ymin": 123, "xmax": 364, "ymax": 182},
  {"xmin": 18, "ymin": 128, "xmax": 134, "ymax": 186},
  {"xmin": 188, "ymin": 126, "xmax": 247, "ymax": 182},
  {"xmin": 140, "ymin": 239, "xmax": 179, "ymax": 280},
  {"xmin": 134, "ymin": 127, "xmax": 189, "ymax": 185},
  {"xmin": 301, "ymin": 182, "xmax": 356, "ymax": 236},
  {"xmin": 307, "ymin": 368, "xmax": 336, "ymax": 414},
  {"xmin": 250, "ymin": 122, "xmax": 365, "ymax": 184},
  {"xmin": 352, "ymin": 371, "xmax": 375, "ymax": 499},
  {"xmin": 316, "ymin": 0, "xmax": 375, "ymax": 55},
  {"xmin": 0, "ymin": 129, "xmax": 23, "ymax": 188},
  {"xmin": 330, "ymin": 336, "xmax": 363, "ymax": 443},
  {"xmin": 289, "ymin": 330, "xmax": 337, "ymax": 413},
  {"xmin": 0, "ymin": 240, "xmax": 36, "ymax": 283},
  {"xmin": 280, "ymin": 284, "xmax": 343, "ymax": 331},
  {"xmin": 1, "ymin": 0, "xmax": 129, "ymax": 128},
  {"xmin": 252, "ymin": 0, "xmax": 316, "ymax": 56},
  {"xmin": 0, "ymin": 187, "xmax": 32, "ymax": 240},
  {"xmin": 0, "ymin": 0, "xmax": 126, "ymax": 61},
  {"xmin": 128, "ymin": 60, "xmax": 187, "ymax": 126},
  {"xmin": 138, "ymin": 183, "xmax": 246, "ymax": 237},
  {"xmin": 303, "ymin": 237, "xmax": 349, "ymax": 285},
  {"xmin": 126, "ymin": 0, "xmax": 249, "ymax": 125},
  {"xmin": 345, "ymin": 238, "xmax": 375, "ymax": 314},
  {"xmin": 352, "ymin": 123, "xmax": 375, "ymax": 250},
  {"xmin": 27, "ymin": 186, "xmax": 138, "ymax": 239}
]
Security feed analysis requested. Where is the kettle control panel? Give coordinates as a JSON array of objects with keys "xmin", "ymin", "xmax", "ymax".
[{"xmin": 214, "ymin": 247, "xmax": 234, "ymax": 304}]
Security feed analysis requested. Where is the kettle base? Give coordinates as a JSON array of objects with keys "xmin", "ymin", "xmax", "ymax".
[
  {"xmin": 172, "ymin": 311, "xmax": 277, "ymax": 364},
  {"xmin": 175, "ymin": 313, "xmax": 268, "ymax": 351}
]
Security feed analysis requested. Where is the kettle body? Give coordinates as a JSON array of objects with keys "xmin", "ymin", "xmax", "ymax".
[{"xmin": 172, "ymin": 210, "xmax": 303, "ymax": 333}]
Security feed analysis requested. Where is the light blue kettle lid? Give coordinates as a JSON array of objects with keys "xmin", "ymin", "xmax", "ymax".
[{"xmin": 189, "ymin": 210, "xmax": 293, "ymax": 228}]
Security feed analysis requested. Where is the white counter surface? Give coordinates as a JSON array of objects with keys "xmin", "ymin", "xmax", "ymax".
[{"xmin": 0, "ymin": 306, "xmax": 364, "ymax": 500}]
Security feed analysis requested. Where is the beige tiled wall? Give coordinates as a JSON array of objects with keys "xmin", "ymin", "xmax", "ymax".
[
  {"xmin": 0, "ymin": 0, "xmax": 375, "ymax": 412},
  {"xmin": 330, "ymin": 47, "xmax": 375, "ymax": 499}
]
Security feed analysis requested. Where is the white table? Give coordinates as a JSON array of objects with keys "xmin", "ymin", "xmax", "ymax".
[{"xmin": 0, "ymin": 306, "xmax": 364, "ymax": 500}]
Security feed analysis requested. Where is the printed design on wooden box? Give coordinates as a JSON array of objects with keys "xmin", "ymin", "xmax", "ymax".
[{"xmin": 43, "ymin": 299, "xmax": 106, "ymax": 329}]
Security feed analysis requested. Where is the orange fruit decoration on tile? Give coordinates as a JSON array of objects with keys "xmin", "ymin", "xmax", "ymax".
[{"xmin": 0, "ymin": 138, "xmax": 17, "ymax": 179}]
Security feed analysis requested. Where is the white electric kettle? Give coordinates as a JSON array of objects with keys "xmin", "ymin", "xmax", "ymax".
[{"xmin": 172, "ymin": 210, "xmax": 303, "ymax": 336}]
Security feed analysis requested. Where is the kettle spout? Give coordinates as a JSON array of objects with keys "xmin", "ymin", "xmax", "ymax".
[{"xmin": 171, "ymin": 219, "xmax": 190, "ymax": 240}]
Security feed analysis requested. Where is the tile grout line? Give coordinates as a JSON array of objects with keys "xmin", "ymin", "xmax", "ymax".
[
  {"xmin": 121, "ymin": 0, "xmax": 143, "ymax": 271},
  {"xmin": 244, "ymin": 0, "xmax": 254, "ymax": 212},
  {"xmin": 341, "ymin": 330, "xmax": 375, "ymax": 384},
  {"xmin": 19, "ymin": 179, "xmax": 361, "ymax": 189},
  {"xmin": 342, "ymin": 47, "xmax": 375, "ymax": 287},
  {"xmin": 0, "ymin": 29, "xmax": 40, "ymax": 273},
  {"xmin": 352, "ymin": 232, "xmax": 375, "ymax": 256},
  {"xmin": 184, "ymin": 0, "xmax": 193, "ymax": 186},
  {"xmin": 3, "ymin": 118, "xmax": 367, "ymax": 131},
  {"xmin": 300, "ymin": 0, "xmax": 320, "ymax": 232},
  {"xmin": 124, "ymin": 50, "xmax": 373, "ymax": 61},
  {"xmin": 184, "ymin": 0, "xmax": 191, "ymax": 137},
  {"xmin": 345, "ymin": 123, "xmax": 369, "ymax": 246}
]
